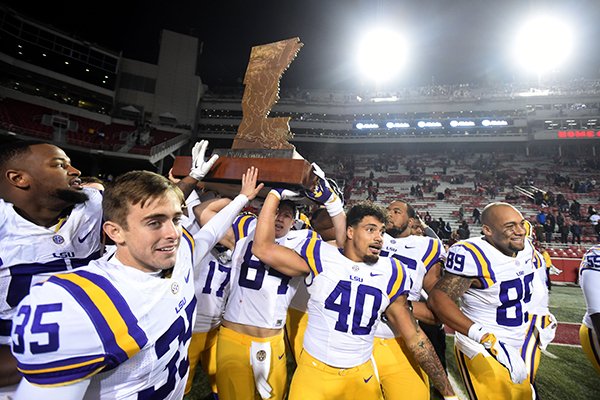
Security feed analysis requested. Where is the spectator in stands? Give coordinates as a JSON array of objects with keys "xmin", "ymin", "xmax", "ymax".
[
  {"xmin": 436, "ymin": 218, "xmax": 448, "ymax": 239},
  {"xmin": 458, "ymin": 205, "xmax": 465, "ymax": 221},
  {"xmin": 443, "ymin": 221, "xmax": 452, "ymax": 239},
  {"xmin": 472, "ymin": 207, "xmax": 481, "ymax": 224},
  {"xmin": 424, "ymin": 211, "xmax": 432, "ymax": 225},
  {"xmin": 559, "ymin": 217, "xmax": 571, "ymax": 244},
  {"xmin": 556, "ymin": 211, "xmax": 565, "ymax": 233},
  {"xmin": 448, "ymin": 230, "xmax": 460, "ymax": 247},
  {"xmin": 543, "ymin": 219, "xmax": 554, "ymax": 243},
  {"xmin": 570, "ymin": 220, "xmax": 582, "ymax": 244},
  {"xmin": 590, "ymin": 211, "xmax": 600, "ymax": 242},
  {"xmin": 534, "ymin": 190, "xmax": 544, "ymax": 205},
  {"xmin": 457, "ymin": 220, "xmax": 470, "ymax": 240},
  {"xmin": 416, "ymin": 185, "xmax": 424, "ymax": 199},
  {"xmin": 533, "ymin": 220, "xmax": 545, "ymax": 243},
  {"xmin": 570, "ymin": 199, "xmax": 581, "ymax": 220},
  {"xmin": 556, "ymin": 193, "xmax": 569, "ymax": 212},
  {"xmin": 536, "ymin": 209, "xmax": 547, "ymax": 225}
]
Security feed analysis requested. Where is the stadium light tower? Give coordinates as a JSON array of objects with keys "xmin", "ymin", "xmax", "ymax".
[
  {"xmin": 356, "ymin": 27, "xmax": 408, "ymax": 84},
  {"xmin": 512, "ymin": 15, "xmax": 574, "ymax": 82}
]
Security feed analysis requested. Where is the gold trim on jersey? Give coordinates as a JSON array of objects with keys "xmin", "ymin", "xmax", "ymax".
[
  {"xmin": 29, "ymin": 367, "xmax": 106, "ymax": 388},
  {"xmin": 388, "ymin": 258, "xmax": 406, "ymax": 299},
  {"xmin": 460, "ymin": 241, "xmax": 494, "ymax": 287},
  {"xmin": 303, "ymin": 231, "xmax": 321, "ymax": 276},
  {"xmin": 181, "ymin": 227, "xmax": 195, "ymax": 252},
  {"xmin": 55, "ymin": 274, "xmax": 142, "ymax": 358},
  {"xmin": 422, "ymin": 238, "xmax": 440, "ymax": 268},
  {"xmin": 18, "ymin": 356, "xmax": 105, "ymax": 374},
  {"xmin": 234, "ymin": 214, "xmax": 255, "ymax": 241}
]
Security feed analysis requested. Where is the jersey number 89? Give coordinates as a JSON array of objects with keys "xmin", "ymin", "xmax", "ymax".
[{"xmin": 497, "ymin": 273, "xmax": 534, "ymax": 327}]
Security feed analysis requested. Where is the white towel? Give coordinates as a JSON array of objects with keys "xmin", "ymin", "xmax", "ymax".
[{"xmin": 250, "ymin": 341, "xmax": 273, "ymax": 399}]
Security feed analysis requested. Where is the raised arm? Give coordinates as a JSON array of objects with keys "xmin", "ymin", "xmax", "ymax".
[
  {"xmin": 252, "ymin": 189, "xmax": 311, "ymax": 277},
  {"xmin": 385, "ymin": 295, "xmax": 455, "ymax": 397},
  {"xmin": 194, "ymin": 167, "xmax": 263, "ymax": 256},
  {"xmin": 177, "ymin": 140, "xmax": 219, "ymax": 199},
  {"xmin": 191, "ymin": 165, "xmax": 263, "ymax": 250},
  {"xmin": 193, "ymin": 197, "xmax": 235, "ymax": 249},
  {"xmin": 305, "ymin": 162, "xmax": 346, "ymax": 248}
]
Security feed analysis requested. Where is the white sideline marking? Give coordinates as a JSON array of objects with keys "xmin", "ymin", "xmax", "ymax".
[{"xmin": 548, "ymin": 342, "xmax": 582, "ymax": 349}]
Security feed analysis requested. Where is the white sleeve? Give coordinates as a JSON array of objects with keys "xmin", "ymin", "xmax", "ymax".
[
  {"xmin": 582, "ymin": 270, "xmax": 600, "ymax": 315},
  {"xmin": 193, "ymin": 194, "xmax": 248, "ymax": 257},
  {"xmin": 0, "ymin": 199, "xmax": 9, "ymax": 225},
  {"xmin": 15, "ymin": 376, "xmax": 90, "ymax": 400},
  {"xmin": 185, "ymin": 189, "xmax": 201, "ymax": 211}
]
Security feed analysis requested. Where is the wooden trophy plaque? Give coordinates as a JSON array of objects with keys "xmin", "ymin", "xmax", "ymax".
[{"xmin": 173, "ymin": 37, "xmax": 314, "ymax": 196}]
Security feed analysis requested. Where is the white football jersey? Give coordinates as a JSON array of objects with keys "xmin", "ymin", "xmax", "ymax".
[
  {"xmin": 299, "ymin": 237, "xmax": 410, "ymax": 368},
  {"xmin": 192, "ymin": 247, "xmax": 232, "ymax": 333},
  {"xmin": 0, "ymin": 188, "xmax": 103, "ymax": 344},
  {"xmin": 529, "ymin": 250, "xmax": 550, "ymax": 316},
  {"xmin": 580, "ymin": 245, "xmax": 600, "ymax": 329},
  {"xmin": 11, "ymin": 231, "xmax": 197, "ymax": 399},
  {"xmin": 223, "ymin": 215, "xmax": 305, "ymax": 330},
  {"xmin": 180, "ymin": 205, "xmax": 232, "ymax": 334},
  {"xmin": 375, "ymin": 233, "xmax": 446, "ymax": 339},
  {"xmin": 11, "ymin": 193, "xmax": 249, "ymax": 398},
  {"xmin": 447, "ymin": 237, "xmax": 538, "ymax": 351}
]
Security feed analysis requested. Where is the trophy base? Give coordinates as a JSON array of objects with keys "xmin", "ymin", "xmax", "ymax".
[{"xmin": 172, "ymin": 155, "xmax": 315, "ymax": 198}]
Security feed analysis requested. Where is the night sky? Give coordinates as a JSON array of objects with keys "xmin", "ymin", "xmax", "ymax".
[{"xmin": 3, "ymin": 0, "xmax": 600, "ymax": 89}]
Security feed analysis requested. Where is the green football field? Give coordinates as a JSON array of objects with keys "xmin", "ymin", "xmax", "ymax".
[{"xmin": 186, "ymin": 285, "xmax": 600, "ymax": 399}]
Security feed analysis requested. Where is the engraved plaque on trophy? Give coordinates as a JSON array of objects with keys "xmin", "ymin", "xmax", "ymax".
[{"xmin": 172, "ymin": 37, "xmax": 314, "ymax": 194}]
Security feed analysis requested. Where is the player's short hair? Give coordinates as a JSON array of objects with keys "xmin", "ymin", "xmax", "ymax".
[
  {"xmin": 278, "ymin": 200, "xmax": 297, "ymax": 217},
  {"xmin": 389, "ymin": 199, "xmax": 416, "ymax": 219},
  {"xmin": 0, "ymin": 139, "xmax": 45, "ymax": 170},
  {"xmin": 103, "ymin": 170, "xmax": 184, "ymax": 228},
  {"xmin": 347, "ymin": 201, "xmax": 388, "ymax": 228},
  {"xmin": 80, "ymin": 176, "xmax": 105, "ymax": 185}
]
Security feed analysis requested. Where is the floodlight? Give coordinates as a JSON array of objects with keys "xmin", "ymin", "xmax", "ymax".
[
  {"xmin": 513, "ymin": 15, "xmax": 573, "ymax": 73},
  {"xmin": 357, "ymin": 28, "xmax": 407, "ymax": 82}
]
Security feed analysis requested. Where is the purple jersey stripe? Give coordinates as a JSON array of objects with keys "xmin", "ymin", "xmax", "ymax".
[{"xmin": 73, "ymin": 270, "xmax": 148, "ymax": 350}]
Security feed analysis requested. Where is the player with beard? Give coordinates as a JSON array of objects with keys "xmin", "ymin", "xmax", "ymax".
[
  {"xmin": 0, "ymin": 141, "xmax": 103, "ymax": 390},
  {"xmin": 374, "ymin": 200, "xmax": 446, "ymax": 399},
  {"xmin": 429, "ymin": 202, "xmax": 542, "ymax": 399},
  {"xmin": 253, "ymin": 198, "xmax": 455, "ymax": 399}
]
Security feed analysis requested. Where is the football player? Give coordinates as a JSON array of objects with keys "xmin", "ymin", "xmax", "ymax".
[
  {"xmin": 429, "ymin": 202, "xmax": 542, "ymax": 399},
  {"xmin": 182, "ymin": 170, "xmax": 264, "ymax": 399},
  {"xmin": 579, "ymin": 245, "xmax": 600, "ymax": 375},
  {"xmin": 10, "ymin": 163, "xmax": 261, "ymax": 398},
  {"xmin": 215, "ymin": 165, "xmax": 346, "ymax": 400},
  {"xmin": 253, "ymin": 195, "xmax": 455, "ymax": 400},
  {"xmin": 286, "ymin": 167, "xmax": 347, "ymax": 363},
  {"xmin": 0, "ymin": 141, "xmax": 103, "ymax": 389},
  {"xmin": 373, "ymin": 200, "xmax": 446, "ymax": 399}
]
